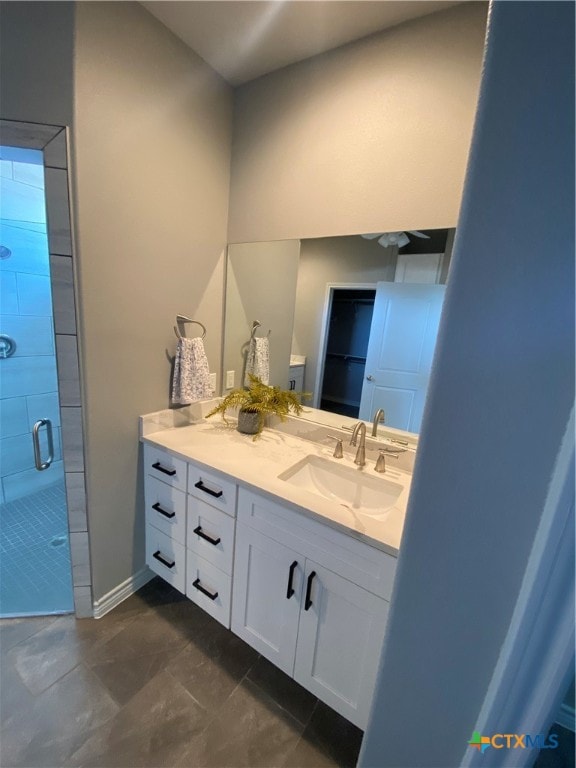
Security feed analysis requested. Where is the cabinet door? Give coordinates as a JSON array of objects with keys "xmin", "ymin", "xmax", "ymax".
[
  {"xmin": 231, "ymin": 524, "xmax": 303, "ymax": 676},
  {"xmin": 294, "ymin": 562, "xmax": 389, "ymax": 729},
  {"xmin": 292, "ymin": 366, "xmax": 305, "ymax": 392}
]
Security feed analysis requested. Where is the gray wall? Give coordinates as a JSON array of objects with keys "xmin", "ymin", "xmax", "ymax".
[
  {"xmin": 294, "ymin": 235, "xmax": 397, "ymax": 398},
  {"xmin": 0, "ymin": 1, "xmax": 74, "ymax": 127},
  {"xmin": 0, "ymin": 3, "xmax": 94, "ymax": 615},
  {"xmin": 228, "ymin": 3, "xmax": 487, "ymax": 243},
  {"xmin": 359, "ymin": 2, "xmax": 575, "ymax": 765},
  {"xmin": 224, "ymin": 240, "xmax": 300, "ymax": 390},
  {"xmin": 73, "ymin": 2, "xmax": 233, "ymax": 601}
]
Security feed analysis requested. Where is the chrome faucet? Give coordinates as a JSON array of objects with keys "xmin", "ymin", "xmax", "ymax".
[
  {"xmin": 350, "ymin": 421, "xmax": 367, "ymax": 467},
  {"xmin": 371, "ymin": 408, "xmax": 385, "ymax": 437}
]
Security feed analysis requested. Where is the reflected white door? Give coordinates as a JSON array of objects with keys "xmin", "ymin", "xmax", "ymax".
[{"xmin": 358, "ymin": 282, "xmax": 446, "ymax": 433}]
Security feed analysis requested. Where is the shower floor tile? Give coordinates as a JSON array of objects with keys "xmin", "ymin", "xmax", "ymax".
[{"xmin": 0, "ymin": 482, "xmax": 74, "ymax": 617}]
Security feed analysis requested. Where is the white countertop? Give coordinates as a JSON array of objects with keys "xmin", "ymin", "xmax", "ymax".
[{"xmin": 141, "ymin": 418, "xmax": 411, "ymax": 557}]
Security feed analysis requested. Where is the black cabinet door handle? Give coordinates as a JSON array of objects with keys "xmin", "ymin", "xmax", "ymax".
[
  {"xmin": 194, "ymin": 480, "xmax": 223, "ymax": 499},
  {"xmin": 152, "ymin": 502, "xmax": 175, "ymax": 519},
  {"xmin": 304, "ymin": 571, "xmax": 316, "ymax": 610},
  {"xmin": 153, "ymin": 550, "xmax": 175, "ymax": 569},
  {"xmin": 193, "ymin": 525, "xmax": 221, "ymax": 546},
  {"xmin": 286, "ymin": 560, "xmax": 298, "ymax": 599},
  {"xmin": 152, "ymin": 461, "xmax": 176, "ymax": 477},
  {"xmin": 192, "ymin": 577, "xmax": 218, "ymax": 601}
]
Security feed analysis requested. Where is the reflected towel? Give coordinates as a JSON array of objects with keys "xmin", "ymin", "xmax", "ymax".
[
  {"xmin": 172, "ymin": 337, "xmax": 212, "ymax": 405},
  {"xmin": 245, "ymin": 336, "xmax": 270, "ymax": 386}
]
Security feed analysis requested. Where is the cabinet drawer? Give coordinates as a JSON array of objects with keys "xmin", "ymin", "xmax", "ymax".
[
  {"xmin": 188, "ymin": 464, "xmax": 237, "ymax": 517},
  {"xmin": 145, "ymin": 475, "xmax": 186, "ymax": 545},
  {"xmin": 146, "ymin": 524, "xmax": 185, "ymax": 594},
  {"xmin": 186, "ymin": 497, "xmax": 235, "ymax": 575},
  {"xmin": 186, "ymin": 552, "xmax": 231, "ymax": 628},
  {"xmin": 238, "ymin": 488, "xmax": 397, "ymax": 600},
  {"xmin": 144, "ymin": 445, "xmax": 187, "ymax": 492}
]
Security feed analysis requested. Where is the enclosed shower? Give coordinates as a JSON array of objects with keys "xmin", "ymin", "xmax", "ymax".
[{"xmin": 0, "ymin": 147, "xmax": 74, "ymax": 616}]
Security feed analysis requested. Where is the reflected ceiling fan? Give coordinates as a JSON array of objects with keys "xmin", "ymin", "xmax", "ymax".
[{"xmin": 361, "ymin": 230, "xmax": 430, "ymax": 248}]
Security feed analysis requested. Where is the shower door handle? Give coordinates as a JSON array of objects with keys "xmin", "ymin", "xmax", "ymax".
[{"xmin": 32, "ymin": 419, "xmax": 54, "ymax": 471}]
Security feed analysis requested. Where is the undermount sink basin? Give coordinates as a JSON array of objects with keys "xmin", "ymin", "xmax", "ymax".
[{"xmin": 278, "ymin": 455, "xmax": 403, "ymax": 516}]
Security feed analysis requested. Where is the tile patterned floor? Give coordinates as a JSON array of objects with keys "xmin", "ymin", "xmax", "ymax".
[
  {"xmin": 0, "ymin": 482, "xmax": 74, "ymax": 617},
  {"xmin": 0, "ymin": 577, "xmax": 364, "ymax": 767}
]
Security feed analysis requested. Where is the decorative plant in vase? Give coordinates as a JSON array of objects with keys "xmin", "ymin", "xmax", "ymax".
[{"xmin": 206, "ymin": 374, "xmax": 309, "ymax": 438}]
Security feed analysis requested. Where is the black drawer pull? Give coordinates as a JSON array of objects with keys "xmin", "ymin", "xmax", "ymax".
[
  {"xmin": 152, "ymin": 462, "xmax": 176, "ymax": 477},
  {"xmin": 192, "ymin": 577, "xmax": 218, "ymax": 601},
  {"xmin": 193, "ymin": 525, "xmax": 221, "ymax": 546},
  {"xmin": 305, "ymin": 571, "xmax": 316, "ymax": 611},
  {"xmin": 152, "ymin": 502, "xmax": 175, "ymax": 519},
  {"xmin": 286, "ymin": 560, "xmax": 298, "ymax": 599},
  {"xmin": 153, "ymin": 550, "xmax": 175, "ymax": 569},
  {"xmin": 194, "ymin": 480, "xmax": 223, "ymax": 499}
]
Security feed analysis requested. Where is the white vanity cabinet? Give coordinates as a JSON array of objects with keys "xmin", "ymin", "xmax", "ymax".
[
  {"xmin": 143, "ymin": 445, "xmax": 237, "ymax": 627},
  {"xmin": 143, "ymin": 440, "xmax": 398, "ymax": 729},
  {"xmin": 231, "ymin": 488, "xmax": 395, "ymax": 729},
  {"xmin": 144, "ymin": 449, "xmax": 188, "ymax": 593},
  {"xmin": 185, "ymin": 465, "xmax": 237, "ymax": 627},
  {"xmin": 288, "ymin": 364, "xmax": 305, "ymax": 393}
]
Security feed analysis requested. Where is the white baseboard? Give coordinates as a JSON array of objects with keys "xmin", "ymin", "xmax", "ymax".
[
  {"xmin": 556, "ymin": 702, "xmax": 575, "ymax": 732},
  {"xmin": 93, "ymin": 567, "xmax": 155, "ymax": 619}
]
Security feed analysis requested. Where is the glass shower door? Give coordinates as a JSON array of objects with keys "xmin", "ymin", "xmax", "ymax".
[{"xmin": 0, "ymin": 147, "xmax": 74, "ymax": 617}]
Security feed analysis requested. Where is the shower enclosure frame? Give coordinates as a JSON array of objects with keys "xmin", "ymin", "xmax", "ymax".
[{"xmin": 1, "ymin": 118, "xmax": 93, "ymax": 618}]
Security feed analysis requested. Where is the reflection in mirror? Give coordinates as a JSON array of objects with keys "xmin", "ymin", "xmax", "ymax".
[{"xmin": 223, "ymin": 229, "xmax": 454, "ymax": 436}]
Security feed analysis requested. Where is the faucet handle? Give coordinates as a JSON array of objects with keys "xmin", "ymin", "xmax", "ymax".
[
  {"xmin": 374, "ymin": 447, "xmax": 403, "ymax": 473},
  {"xmin": 327, "ymin": 436, "xmax": 344, "ymax": 459},
  {"xmin": 374, "ymin": 448, "xmax": 401, "ymax": 472},
  {"xmin": 375, "ymin": 450, "xmax": 387, "ymax": 473}
]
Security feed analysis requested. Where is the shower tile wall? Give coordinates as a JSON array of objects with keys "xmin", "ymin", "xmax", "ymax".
[
  {"xmin": 1, "ymin": 122, "xmax": 94, "ymax": 617},
  {"xmin": 0, "ymin": 160, "xmax": 63, "ymax": 504}
]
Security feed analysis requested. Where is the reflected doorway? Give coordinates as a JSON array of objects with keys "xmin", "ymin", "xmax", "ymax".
[{"xmin": 319, "ymin": 288, "xmax": 375, "ymax": 418}]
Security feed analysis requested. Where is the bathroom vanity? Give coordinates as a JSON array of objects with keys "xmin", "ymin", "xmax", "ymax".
[{"xmin": 140, "ymin": 409, "xmax": 413, "ymax": 729}]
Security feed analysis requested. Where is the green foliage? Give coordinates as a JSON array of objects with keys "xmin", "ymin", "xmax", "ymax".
[{"xmin": 206, "ymin": 374, "xmax": 310, "ymax": 437}]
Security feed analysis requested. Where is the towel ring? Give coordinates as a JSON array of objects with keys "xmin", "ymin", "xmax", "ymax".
[
  {"xmin": 174, "ymin": 315, "xmax": 207, "ymax": 340},
  {"xmin": 250, "ymin": 320, "xmax": 271, "ymax": 339}
]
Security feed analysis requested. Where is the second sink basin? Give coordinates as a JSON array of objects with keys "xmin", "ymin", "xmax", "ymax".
[{"xmin": 278, "ymin": 455, "xmax": 403, "ymax": 515}]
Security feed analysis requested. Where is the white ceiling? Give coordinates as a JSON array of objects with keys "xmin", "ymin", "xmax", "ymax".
[{"xmin": 142, "ymin": 1, "xmax": 462, "ymax": 86}]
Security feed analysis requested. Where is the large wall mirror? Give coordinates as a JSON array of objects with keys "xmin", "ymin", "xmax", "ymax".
[{"xmin": 223, "ymin": 228, "xmax": 454, "ymax": 437}]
